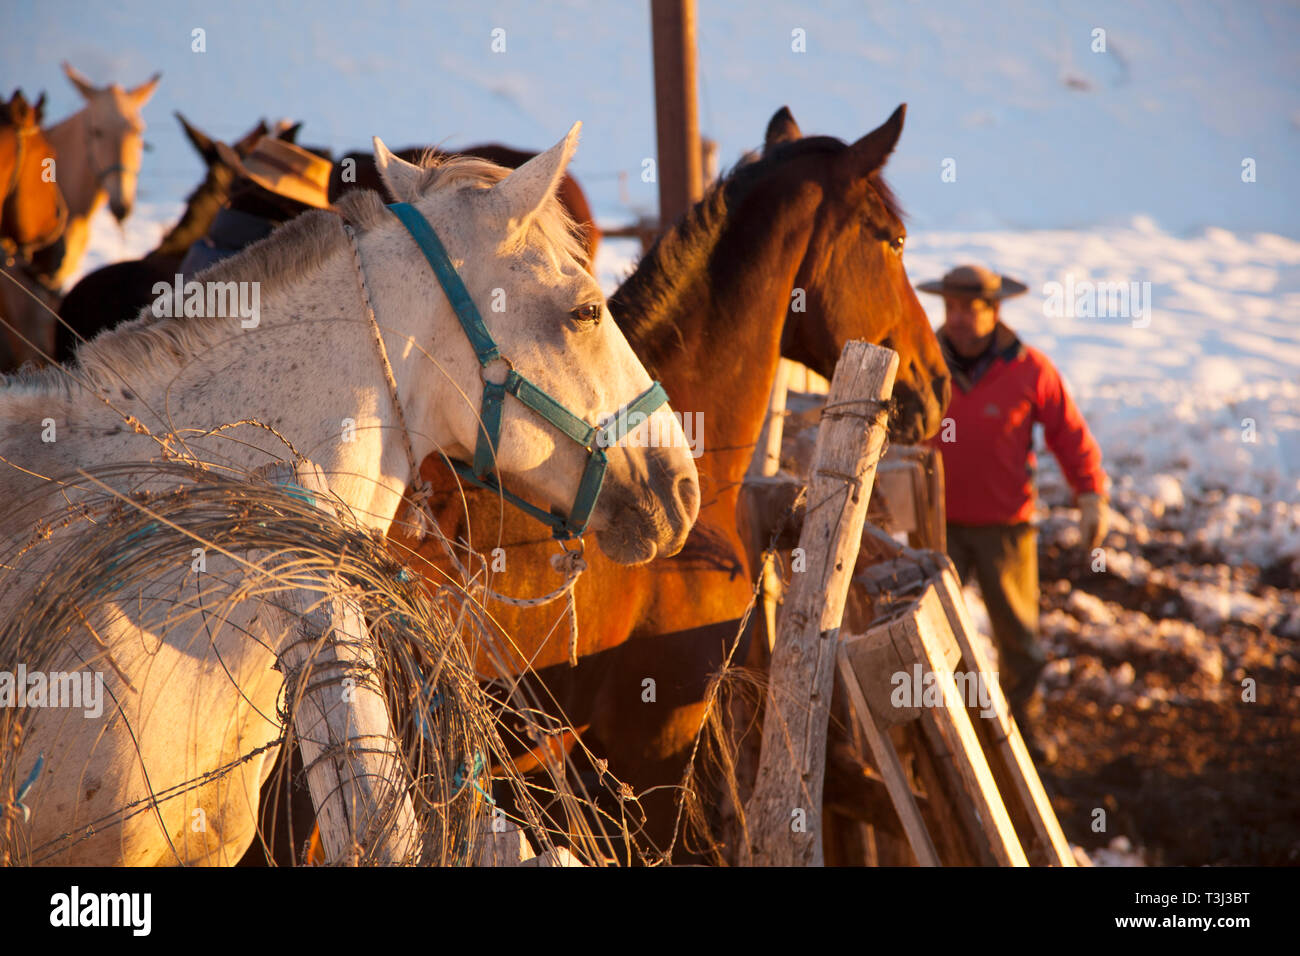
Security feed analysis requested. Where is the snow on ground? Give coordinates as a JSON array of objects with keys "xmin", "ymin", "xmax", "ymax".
[{"xmin": 71, "ymin": 203, "xmax": 179, "ymax": 284}]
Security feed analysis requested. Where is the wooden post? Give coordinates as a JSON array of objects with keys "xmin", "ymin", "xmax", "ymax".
[
  {"xmin": 651, "ymin": 0, "xmax": 703, "ymax": 227},
  {"xmin": 748, "ymin": 361, "xmax": 790, "ymax": 651},
  {"xmin": 745, "ymin": 341, "xmax": 898, "ymax": 866},
  {"xmin": 256, "ymin": 461, "xmax": 421, "ymax": 865}
]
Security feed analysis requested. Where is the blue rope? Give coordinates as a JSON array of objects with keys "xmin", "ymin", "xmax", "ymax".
[
  {"xmin": 452, "ymin": 752, "xmax": 492, "ymax": 805},
  {"xmin": 2, "ymin": 752, "xmax": 44, "ymax": 823},
  {"xmin": 122, "ymin": 520, "xmax": 161, "ymax": 544}
]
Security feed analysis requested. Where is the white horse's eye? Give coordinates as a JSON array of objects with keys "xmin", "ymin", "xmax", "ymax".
[{"xmin": 570, "ymin": 303, "xmax": 602, "ymax": 326}]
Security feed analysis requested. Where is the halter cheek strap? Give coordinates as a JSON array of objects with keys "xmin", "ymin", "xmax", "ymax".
[{"xmin": 385, "ymin": 201, "xmax": 669, "ymax": 540}]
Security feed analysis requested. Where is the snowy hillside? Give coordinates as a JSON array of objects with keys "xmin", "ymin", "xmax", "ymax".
[{"xmin": 4, "ymin": 0, "xmax": 1297, "ymax": 235}]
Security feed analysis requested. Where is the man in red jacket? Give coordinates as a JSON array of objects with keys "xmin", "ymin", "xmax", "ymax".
[{"xmin": 920, "ymin": 265, "xmax": 1109, "ymax": 740}]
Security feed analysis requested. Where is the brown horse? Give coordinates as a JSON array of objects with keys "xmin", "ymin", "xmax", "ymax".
[
  {"xmin": 388, "ymin": 104, "xmax": 949, "ymax": 860},
  {"xmin": 0, "ymin": 91, "xmax": 67, "ymax": 370},
  {"xmin": 0, "ymin": 91, "xmax": 65, "ymax": 265},
  {"xmin": 0, "ymin": 64, "xmax": 159, "ymax": 370}
]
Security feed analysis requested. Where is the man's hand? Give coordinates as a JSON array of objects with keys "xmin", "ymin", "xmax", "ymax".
[{"xmin": 1078, "ymin": 492, "xmax": 1109, "ymax": 550}]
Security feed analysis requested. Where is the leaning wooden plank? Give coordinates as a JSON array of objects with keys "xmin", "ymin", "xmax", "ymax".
[
  {"xmin": 898, "ymin": 585, "xmax": 1028, "ymax": 866},
  {"xmin": 905, "ymin": 719, "xmax": 983, "ymax": 865},
  {"xmin": 745, "ymin": 340, "xmax": 898, "ymax": 866},
  {"xmin": 256, "ymin": 460, "xmax": 421, "ymax": 865},
  {"xmin": 835, "ymin": 649, "xmax": 941, "ymax": 865},
  {"xmin": 931, "ymin": 564, "xmax": 1076, "ymax": 866}
]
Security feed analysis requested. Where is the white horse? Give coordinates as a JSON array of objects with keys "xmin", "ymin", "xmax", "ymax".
[
  {"xmin": 47, "ymin": 62, "xmax": 159, "ymax": 284},
  {"xmin": 0, "ymin": 123, "xmax": 699, "ymax": 865}
]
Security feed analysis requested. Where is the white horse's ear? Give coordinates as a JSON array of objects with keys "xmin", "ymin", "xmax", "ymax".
[
  {"xmin": 63, "ymin": 62, "xmax": 99, "ymax": 100},
  {"xmin": 128, "ymin": 72, "xmax": 161, "ymax": 108},
  {"xmin": 492, "ymin": 121, "xmax": 581, "ymax": 238},
  {"xmin": 373, "ymin": 136, "xmax": 424, "ymax": 202}
]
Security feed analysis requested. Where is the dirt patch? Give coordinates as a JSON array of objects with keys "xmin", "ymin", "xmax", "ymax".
[{"xmin": 1030, "ymin": 532, "xmax": 1300, "ymax": 866}]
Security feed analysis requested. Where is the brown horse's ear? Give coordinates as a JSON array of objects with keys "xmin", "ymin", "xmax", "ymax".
[
  {"xmin": 128, "ymin": 73, "xmax": 162, "ymax": 108},
  {"xmin": 7, "ymin": 91, "xmax": 31, "ymax": 125},
  {"xmin": 33, "ymin": 91, "xmax": 46, "ymax": 124},
  {"xmin": 278, "ymin": 122, "xmax": 303, "ymax": 144},
  {"xmin": 176, "ymin": 112, "xmax": 219, "ymax": 165},
  {"xmin": 843, "ymin": 103, "xmax": 906, "ymax": 175},
  {"xmin": 764, "ymin": 106, "xmax": 802, "ymax": 152},
  {"xmin": 63, "ymin": 62, "xmax": 99, "ymax": 100}
]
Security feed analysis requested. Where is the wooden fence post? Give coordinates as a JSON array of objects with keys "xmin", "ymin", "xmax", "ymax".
[
  {"xmin": 256, "ymin": 460, "xmax": 422, "ymax": 865},
  {"xmin": 745, "ymin": 341, "xmax": 898, "ymax": 866}
]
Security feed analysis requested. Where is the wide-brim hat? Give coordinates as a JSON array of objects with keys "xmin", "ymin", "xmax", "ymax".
[
  {"xmin": 917, "ymin": 264, "xmax": 1028, "ymax": 301},
  {"xmin": 215, "ymin": 137, "xmax": 331, "ymax": 209}
]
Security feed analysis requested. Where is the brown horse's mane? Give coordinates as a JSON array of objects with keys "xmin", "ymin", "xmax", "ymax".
[{"xmin": 610, "ymin": 135, "xmax": 903, "ymax": 371}]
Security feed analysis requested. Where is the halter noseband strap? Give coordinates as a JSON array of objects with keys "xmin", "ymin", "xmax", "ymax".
[{"xmin": 386, "ymin": 201, "xmax": 669, "ymax": 540}]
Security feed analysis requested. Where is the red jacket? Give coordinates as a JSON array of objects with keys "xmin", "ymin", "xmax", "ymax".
[{"xmin": 927, "ymin": 322, "xmax": 1108, "ymax": 525}]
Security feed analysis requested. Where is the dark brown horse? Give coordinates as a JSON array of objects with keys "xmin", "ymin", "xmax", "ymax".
[
  {"xmin": 53, "ymin": 115, "xmax": 281, "ymax": 363},
  {"xmin": 331, "ymin": 144, "xmax": 600, "ymax": 268},
  {"xmin": 386, "ymin": 104, "xmax": 949, "ymax": 861}
]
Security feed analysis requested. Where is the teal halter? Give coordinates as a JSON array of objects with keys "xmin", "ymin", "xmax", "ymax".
[{"xmin": 387, "ymin": 201, "xmax": 669, "ymax": 540}]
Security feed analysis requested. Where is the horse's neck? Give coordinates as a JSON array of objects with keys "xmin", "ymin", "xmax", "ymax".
[
  {"xmin": 630, "ymin": 185, "xmax": 820, "ymax": 505},
  {"xmin": 96, "ymin": 266, "xmax": 411, "ymax": 530},
  {"xmin": 152, "ymin": 169, "xmax": 229, "ymax": 259},
  {"xmin": 46, "ymin": 110, "xmax": 102, "ymax": 223},
  {"xmin": 45, "ymin": 110, "xmax": 103, "ymax": 285}
]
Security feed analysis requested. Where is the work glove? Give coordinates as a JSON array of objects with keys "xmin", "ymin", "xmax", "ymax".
[{"xmin": 1078, "ymin": 492, "xmax": 1109, "ymax": 550}]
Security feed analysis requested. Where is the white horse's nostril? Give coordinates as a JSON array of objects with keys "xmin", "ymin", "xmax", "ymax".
[{"xmin": 675, "ymin": 474, "xmax": 700, "ymax": 524}]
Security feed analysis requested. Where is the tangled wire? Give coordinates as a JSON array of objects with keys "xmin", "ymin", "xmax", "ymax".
[{"xmin": 0, "ymin": 458, "xmax": 638, "ymax": 866}]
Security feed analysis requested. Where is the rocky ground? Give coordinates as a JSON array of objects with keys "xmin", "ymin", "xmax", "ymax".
[{"xmin": 987, "ymin": 485, "xmax": 1300, "ymax": 866}]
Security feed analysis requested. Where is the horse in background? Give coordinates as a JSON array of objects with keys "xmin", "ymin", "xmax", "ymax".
[
  {"xmin": 332, "ymin": 144, "xmax": 600, "ymax": 270},
  {"xmin": 0, "ymin": 91, "xmax": 67, "ymax": 370},
  {"xmin": 38, "ymin": 63, "xmax": 160, "ymax": 285},
  {"xmin": 0, "ymin": 64, "xmax": 159, "ymax": 369},
  {"xmin": 1, "ymin": 91, "xmax": 66, "ymax": 268},
  {"xmin": 390, "ymin": 104, "xmax": 950, "ymax": 860},
  {"xmin": 55, "ymin": 115, "xmax": 294, "ymax": 363}
]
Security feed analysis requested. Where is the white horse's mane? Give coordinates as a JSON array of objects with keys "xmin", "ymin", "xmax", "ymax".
[{"xmin": 1, "ymin": 153, "xmax": 585, "ymax": 407}]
